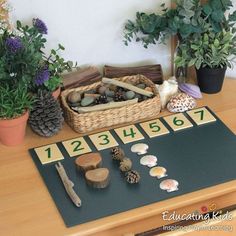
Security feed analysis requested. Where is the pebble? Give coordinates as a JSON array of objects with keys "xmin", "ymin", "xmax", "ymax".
[
  {"xmin": 81, "ymin": 97, "xmax": 95, "ymax": 107},
  {"xmin": 107, "ymin": 97, "xmax": 114, "ymax": 102},
  {"xmin": 98, "ymin": 86, "xmax": 107, "ymax": 95},
  {"xmin": 145, "ymin": 87, "xmax": 152, "ymax": 92},
  {"xmin": 167, "ymin": 93, "xmax": 196, "ymax": 113},
  {"xmin": 69, "ymin": 102, "xmax": 80, "ymax": 107},
  {"xmin": 67, "ymin": 91, "xmax": 81, "ymax": 103},
  {"xmin": 125, "ymin": 91, "xmax": 135, "ymax": 100},
  {"xmin": 136, "ymin": 83, "xmax": 146, "ymax": 89}
]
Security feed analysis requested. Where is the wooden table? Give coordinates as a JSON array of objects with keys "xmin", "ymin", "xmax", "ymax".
[{"xmin": 0, "ymin": 79, "xmax": 236, "ymax": 236}]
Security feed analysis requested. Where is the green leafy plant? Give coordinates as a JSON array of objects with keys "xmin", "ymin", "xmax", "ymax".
[
  {"xmin": 123, "ymin": 0, "xmax": 236, "ymax": 69},
  {"xmin": 0, "ymin": 83, "xmax": 34, "ymax": 119},
  {"xmin": 175, "ymin": 29, "xmax": 236, "ymax": 69}
]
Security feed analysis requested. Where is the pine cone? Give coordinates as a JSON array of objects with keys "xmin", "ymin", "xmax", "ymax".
[
  {"xmin": 111, "ymin": 147, "xmax": 125, "ymax": 161},
  {"xmin": 125, "ymin": 170, "xmax": 140, "ymax": 184},
  {"xmin": 114, "ymin": 91, "xmax": 125, "ymax": 102},
  {"xmin": 119, "ymin": 158, "xmax": 132, "ymax": 172},
  {"xmin": 29, "ymin": 90, "xmax": 64, "ymax": 137}
]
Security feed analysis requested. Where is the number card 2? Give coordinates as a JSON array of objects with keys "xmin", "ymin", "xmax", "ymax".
[
  {"xmin": 34, "ymin": 144, "xmax": 64, "ymax": 165},
  {"xmin": 187, "ymin": 107, "xmax": 216, "ymax": 125},
  {"xmin": 140, "ymin": 119, "xmax": 169, "ymax": 138},
  {"xmin": 89, "ymin": 131, "xmax": 118, "ymax": 151},
  {"xmin": 62, "ymin": 137, "xmax": 92, "ymax": 157},
  {"xmin": 164, "ymin": 113, "xmax": 193, "ymax": 131},
  {"xmin": 114, "ymin": 125, "xmax": 144, "ymax": 144}
]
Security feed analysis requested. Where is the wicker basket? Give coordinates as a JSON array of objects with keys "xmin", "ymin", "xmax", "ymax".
[{"xmin": 61, "ymin": 75, "xmax": 161, "ymax": 133}]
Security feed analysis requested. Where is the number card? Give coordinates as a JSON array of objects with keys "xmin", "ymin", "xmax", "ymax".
[
  {"xmin": 62, "ymin": 137, "xmax": 92, "ymax": 157},
  {"xmin": 89, "ymin": 131, "xmax": 118, "ymax": 151},
  {"xmin": 34, "ymin": 144, "xmax": 64, "ymax": 165},
  {"xmin": 114, "ymin": 125, "xmax": 144, "ymax": 144},
  {"xmin": 140, "ymin": 119, "xmax": 170, "ymax": 138},
  {"xmin": 187, "ymin": 107, "xmax": 216, "ymax": 125},
  {"xmin": 164, "ymin": 113, "xmax": 193, "ymax": 131}
]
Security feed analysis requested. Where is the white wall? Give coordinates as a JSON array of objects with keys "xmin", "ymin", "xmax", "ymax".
[
  {"xmin": 8, "ymin": 0, "xmax": 236, "ymax": 79},
  {"xmin": 9, "ymin": 0, "xmax": 172, "ymax": 77}
]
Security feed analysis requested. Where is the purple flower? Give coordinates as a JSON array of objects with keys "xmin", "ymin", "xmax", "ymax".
[
  {"xmin": 5, "ymin": 37, "xmax": 23, "ymax": 53},
  {"xmin": 33, "ymin": 18, "xmax": 48, "ymax": 34},
  {"xmin": 35, "ymin": 67, "xmax": 50, "ymax": 86}
]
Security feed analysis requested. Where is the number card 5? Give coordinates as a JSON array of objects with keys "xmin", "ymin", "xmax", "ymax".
[
  {"xmin": 140, "ymin": 119, "xmax": 169, "ymax": 138},
  {"xmin": 164, "ymin": 113, "xmax": 193, "ymax": 131},
  {"xmin": 187, "ymin": 107, "xmax": 216, "ymax": 125},
  {"xmin": 34, "ymin": 144, "xmax": 64, "ymax": 165},
  {"xmin": 62, "ymin": 137, "xmax": 92, "ymax": 157}
]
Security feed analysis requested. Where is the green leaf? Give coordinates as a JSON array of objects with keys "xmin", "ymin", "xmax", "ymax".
[
  {"xmin": 58, "ymin": 44, "xmax": 65, "ymax": 50},
  {"xmin": 203, "ymin": 4, "xmax": 212, "ymax": 15}
]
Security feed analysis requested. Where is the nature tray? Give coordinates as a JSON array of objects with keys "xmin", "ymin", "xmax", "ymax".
[{"xmin": 29, "ymin": 107, "xmax": 236, "ymax": 227}]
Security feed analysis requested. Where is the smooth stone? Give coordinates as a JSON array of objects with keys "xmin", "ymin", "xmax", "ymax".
[
  {"xmin": 179, "ymin": 83, "xmax": 202, "ymax": 99},
  {"xmin": 167, "ymin": 93, "xmax": 196, "ymax": 113},
  {"xmin": 105, "ymin": 89, "xmax": 115, "ymax": 97},
  {"xmin": 69, "ymin": 101, "xmax": 80, "ymax": 107},
  {"xmin": 145, "ymin": 87, "xmax": 152, "ymax": 92},
  {"xmin": 135, "ymin": 94, "xmax": 142, "ymax": 102},
  {"xmin": 136, "ymin": 83, "xmax": 146, "ymax": 89},
  {"xmin": 107, "ymin": 97, "xmax": 114, "ymax": 102},
  {"xmin": 125, "ymin": 91, "xmax": 135, "ymax": 100},
  {"xmin": 67, "ymin": 91, "xmax": 81, "ymax": 103},
  {"xmin": 98, "ymin": 86, "xmax": 107, "ymax": 95},
  {"xmin": 81, "ymin": 97, "xmax": 95, "ymax": 107}
]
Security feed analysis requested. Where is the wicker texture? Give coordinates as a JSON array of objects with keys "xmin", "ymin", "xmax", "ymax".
[{"xmin": 61, "ymin": 75, "xmax": 161, "ymax": 133}]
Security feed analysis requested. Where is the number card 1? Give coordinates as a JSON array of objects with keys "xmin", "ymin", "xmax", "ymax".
[
  {"xmin": 187, "ymin": 107, "xmax": 216, "ymax": 125},
  {"xmin": 89, "ymin": 131, "xmax": 118, "ymax": 151},
  {"xmin": 34, "ymin": 144, "xmax": 64, "ymax": 165},
  {"xmin": 140, "ymin": 119, "xmax": 170, "ymax": 138},
  {"xmin": 62, "ymin": 137, "xmax": 92, "ymax": 157},
  {"xmin": 114, "ymin": 125, "xmax": 144, "ymax": 144},
  {"xmin": 164, "ymin": 113, "xmax": 193, "ymax": 131}
]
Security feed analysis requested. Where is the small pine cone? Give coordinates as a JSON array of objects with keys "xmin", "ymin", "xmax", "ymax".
[
  {"xmin": 125, "ymin": 170, "xmax": 140, "ymax": 184},
  {"xmin": 119, "ymin": 158, "xmax": 132, "ymax": 172},
  {"xmin": 111, "ymin": 147, "xmax": 125, "ymax": 161},
  {"xmin": 114, "ymin": 91, "xmax": 124, "ymax": 102}
]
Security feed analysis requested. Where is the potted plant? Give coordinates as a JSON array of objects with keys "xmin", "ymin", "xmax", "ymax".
[
  {"xmin": 175, "ymin": 29, "xmax": 236, "ymax": 93},
  {"xmin": 123, "ymin": 0, "xmax": 236, "ymax": 90}
]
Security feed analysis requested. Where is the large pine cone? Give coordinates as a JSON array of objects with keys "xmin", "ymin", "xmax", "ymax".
[
  {"xmin": 29, "ymin": 90, "xmax": 64, "ymax": 137},
  {"xmin": 125, "ymin": 170, "xmax": 140, "ymax": 184}
]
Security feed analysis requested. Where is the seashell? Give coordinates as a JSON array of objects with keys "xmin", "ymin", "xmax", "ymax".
[
  {"xmin": 81, "ymin": 97, "xmax": 95, "ymax": 107},
  {"xmin": 167, "ymin": 93, "xmax": 196, "ymax": 113},
  {"xmin": 105, "ymin": 89, "xmax": 115, "ymax": 97},
  {"xmin": 160, "ymin": 179, "xmax": 179, "ymax": 192},
  {"xmin": 179, "ymin": 83, "xmax": 202, "ymax": 99},
  {"xmin": 156, "ymin": 77, "xmax": 178, "ymax": 108},
  {"xmin": 140, "ymin": 155, "xmax": 157, "ymax": 168},
  {"xmin": 131, "ymin": 143, "xmax": 149, "ymax": 155},
  {"xmin": 149, "ymin": 166, "xmax": 167, "ymax": 179}
]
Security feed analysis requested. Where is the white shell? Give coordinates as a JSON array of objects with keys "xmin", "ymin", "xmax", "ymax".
[
  {"xmin": 156, "ymin": 77, "xmax": 178, "ymax": 108},
  {"xmin": 167, "ymin": 93, "xmax": 196, "ymax": 113},
  {"xmin": 160, "ymin": 179, "xmax": 179, "ymax": 192},
  {"xmin": 149, "ymin": 166, "xmax": 167, "ymax": 179},
  {"xmin": 140, "ymin": 155, "xmax": 157, "ymax": 168},
  {"xmin": 131, "ymin": 143, "xmax": 149, "ymax": 155}
]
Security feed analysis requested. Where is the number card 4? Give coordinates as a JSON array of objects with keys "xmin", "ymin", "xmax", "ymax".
[
  {"xmin": 115, "ymin": 125, "xmax": 144, "ymax": 144},
  {"xmin": 187, "ymin": 107, "xmax": 216, "ymax": 125},
  {"xmin": 164, "ymin": 113, "xmax": 193, "ymax": 131},
  {"xmin": 34, "ymin": 144, "xmax": 64, "ymax": 165},
  {"xmin": 62, "ymin": 137, "xmax": 92, "ymax": 157},
  {"xmin": 140, "ymin": 119, "xmax": 170, "ymax": 138},
  {"xmin": 89, "ymin": 131, "xmax": 118, "ymax": 151}
]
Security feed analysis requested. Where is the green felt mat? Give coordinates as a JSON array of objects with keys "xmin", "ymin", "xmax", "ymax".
[{"xmin": 29, "ymin": 107, "xmax": 236, "ymax": 227}]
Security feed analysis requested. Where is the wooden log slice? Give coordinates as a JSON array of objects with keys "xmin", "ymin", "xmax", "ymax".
[
  {"xmin": 85, "ymin": 168, "xmax": 110, "ymax": 188},
  {"xmin": 75, "ymin": 153, "xmax": 102, "ymax": 172}
]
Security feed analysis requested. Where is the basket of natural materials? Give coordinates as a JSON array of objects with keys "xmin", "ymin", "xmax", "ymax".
[{"xmin": 61, "ymin": 75, "xmax": 161, "ymax": 133}]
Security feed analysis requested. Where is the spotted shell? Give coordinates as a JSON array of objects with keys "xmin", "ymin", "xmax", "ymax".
[
  {"xmin": 131, "ymin": 143, "xmax": 149, "ymax": 155},
  {"xmin": 167, "ymin": 93, "xmax": 196, "ymax": 113},
  {"xmin": 149, "ymin": 166, "xmax": 167, "ymax": 179},
  {"xmin": 140, "ymin": 155, "xmax": 157, "ymax": 168},
  {"xmin": 159, "ymin": 179, "xmax": 179, "ymax": 192}
]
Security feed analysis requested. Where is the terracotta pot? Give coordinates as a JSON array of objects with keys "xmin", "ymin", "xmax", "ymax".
[
  {"xmin": 52, "ymin": 87, "xmax": 61, "ymax": 99},
  {"xmin": 0, "ymin": 110, "xmax": 29, "ymax": 146}
]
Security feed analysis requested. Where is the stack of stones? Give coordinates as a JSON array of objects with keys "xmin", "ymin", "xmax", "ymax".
[{"xmin": 67, "ymin": 83, "xmax": 153, "ymax": 111}]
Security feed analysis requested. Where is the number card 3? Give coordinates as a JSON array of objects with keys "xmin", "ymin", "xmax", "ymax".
[
  {"xmin": 187, "ymin": 107, "xmax": 216, "ymax": 125},
  {"xmin": 89, "ymin": 131, "xmax": 118, "ymax": 151},
  {"xmin": 62, "ymin": 137, "xmax": 92, "ymax": 157},
  {"xmin": 115, "ymin": 125, "xmax": 144, "ymax": 144},
  {"xmin": 164, "ymin": 113, "xmax": 193, "ymax": 131},
  {"xmin": 140, "ymin": 119, "xmax": 170, "ymax": 138},
  {"xmin": 34, "ymin": 144, "xmax": 64, "ymax": 165}
]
